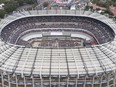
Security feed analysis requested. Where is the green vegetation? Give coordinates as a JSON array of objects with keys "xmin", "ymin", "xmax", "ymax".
[
  {"xmin": 0, "ymin": 0, "xmax": 37, "ymax": 18},
  {"xmin": 104, "ymin": 8, "xmax": 113, "ymax": 15},
  {"xmin": 91, "ymin": 0, "xmax": 116, "ymax": 8},
  {"xmin": 4, "ymin": 0, "xmax": 18, "ymax": 13},
  {"xmin": 84, "ymin": 6, "xmax": 93, "ymax": 11},
  {"xmin": 43, "ymin": 1, "xmax": 49, "ymax": 7},
  {"xmin": 90, "ymin": 0, "xmax": 116, "ymax": 16},
  {"xmin": 0, "ymin": 9, "xmax": 6, "ymax": 18}
]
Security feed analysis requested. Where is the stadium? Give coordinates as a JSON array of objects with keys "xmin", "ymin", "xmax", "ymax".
[{"xmin": 0, "ymin": 10, "xmax": 116, "ymax": 87}]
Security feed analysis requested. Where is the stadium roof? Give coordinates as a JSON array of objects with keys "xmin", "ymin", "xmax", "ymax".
[{"xmin": 0, "ymin": 10, "xmax": 116, "ymax": 78}]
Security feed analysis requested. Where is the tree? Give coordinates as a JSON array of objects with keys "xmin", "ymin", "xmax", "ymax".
[
  {"xmin": 0, "ymin": 0, "xmax": 7, "ymax": 4},
  {"xmin": 24, "ymin": 0, "xmax": 36, "ymax": 4},
  {"xmin": 4, "ymin": 0, "xmax": 18, "ymax": 13},
  {"xmin": 16, "ymin": 0, "xmax": 24, "ymax": 6},
  {"xmin": 96, "ymin": 8, "xmax": 100, "ymax": 11},
  {"xmin": 113, "ymin": 2, "xmax": 116, "ymax": 7},
  {"xmin": 0, "ymin": 9, "xmax": 6, "ymax": 18},
  {"xmin": 90, "ymin": 6, "xmax": 93, "ymax": 9},
  {"xmin": 84, "ymin": 6, "xmax": 90, "ymax": 11},
  {"xmin": 104, "ymin": 8, "xmax": 113, "ymax": 16},
  {"xmin": 43, "ymin": 2, "xmax": 49, "ymax": 7},
  {"xmin": 14, "ymin": 0, "xmax": 37, "ymax": 6}
]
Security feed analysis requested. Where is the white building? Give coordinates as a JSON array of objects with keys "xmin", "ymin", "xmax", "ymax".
[{"xmin": 0, "ymin": 3, "xmax": 4, "ymax": 9}]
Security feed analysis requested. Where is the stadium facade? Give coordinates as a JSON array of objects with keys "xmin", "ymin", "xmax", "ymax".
[{"xmin": 0, "ymin": 10, "xmax": 116, "ymax": 87}]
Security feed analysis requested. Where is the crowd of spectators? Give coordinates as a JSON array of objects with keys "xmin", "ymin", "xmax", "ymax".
[{"xmin": 1, "ymin": 16, "xmax": 115, "ymax": 47}]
